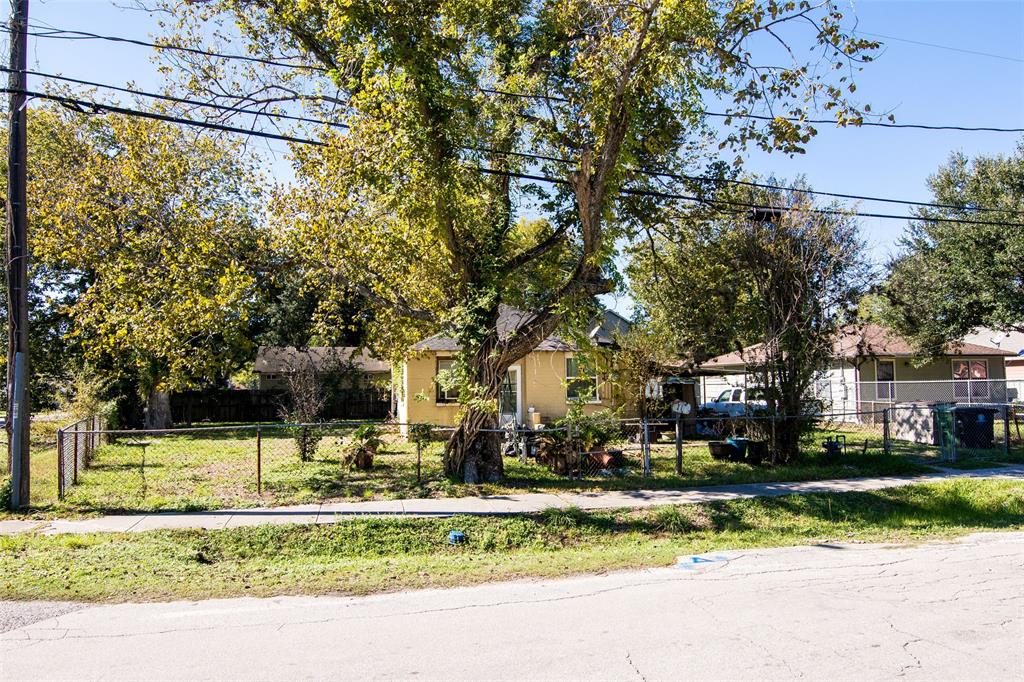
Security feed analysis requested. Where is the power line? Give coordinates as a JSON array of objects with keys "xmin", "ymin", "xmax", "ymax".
[
  {"xmin": 12, "ymin": 87, "xmax": 1023, "ymax": 228},
  {"xmin": 7, "ymin": 88, "xmax": 329, "ymax": 146},
  {"xmin": 25, "ymin": 70, "xmax": 1018, "ymax": 216},
  {"xmin": 9, "ymin": 21, "xmax": 1024, "ymax": 134},
  {"xmin": 21, "ymin": 23, "xmax": 328, "ymax": 73},
  {"xmin": 475, "ymin": 144, "xmax": 1024, "ymax": 216},
  {"xmin": 4, "ymin": 66, "xmax": 350, "ymax": 131},
  {"xmin": 700, "ymin": 111, "xmax": 1024, "ymax": 133},
  {"xmin": 858, "ymin": 30, "xmax": 1024, "ymax": 64}
]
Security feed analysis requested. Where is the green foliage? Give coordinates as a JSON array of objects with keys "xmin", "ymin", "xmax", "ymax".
[
  {"xmin": 352, "ymin": 424, "xmax": 384, "ymax": 453},
  {"xmin": 883, "ymin": 145, "xmax": 1024, "ymax": 354},
  {"xmin": 57, "ymin": 367, "xmax": 118, "ymax": 426},
  {"xmin": 557, "ymin": 404, "xmax": 622, "ymax": 451},
  {"xmin": 611, "ymin": 322, "xmax": 675, "ymax": 418},
  {"xmin": 155, "ymin": 0, "xmax": 879, "ymax": 479},
  {"xmin": 409, "ymin": 423, "xmax": 434, "ymax": 445},
  {"xmin": 18, "ymin": 106, "xmax": 264, "ymax": 399},
  {"xmin": 0, "ymin": 475, "xmax": 10, "ymax": 512},
  {"xmin": 630, "ymin": 181, "xmax": 870, "ymax": 460}
]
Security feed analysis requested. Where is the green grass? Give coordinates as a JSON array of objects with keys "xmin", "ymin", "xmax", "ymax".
[
  {"xmin": 4, "ymin": 418, "xmax": 1019, "ymax": 519},
  {"xmin": 2, "ymin": 478, "xmax": 1021, "ymax": 602}
]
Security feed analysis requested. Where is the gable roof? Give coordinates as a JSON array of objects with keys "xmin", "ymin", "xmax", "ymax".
[
  {"xmin": 254, "ymin": 346, "xmax": 391, "ymax": 374},
  {"xmin": 699, "ymin": 324, "xmax": 1013, "ymax": 370},
  {"xmin": 412, "ymin": 305, "xmax": 630, "ymax": 353}
]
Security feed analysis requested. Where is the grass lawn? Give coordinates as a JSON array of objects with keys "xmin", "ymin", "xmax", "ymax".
[
  {"xmin": 3, "ymin": 422, "xmax": 945, "ymax": 518},
  {"xmin": 1, "ymin": 478, "xmax": 1021, "ymax": 602},
  {"xmin": 3, "ymin": 418, "xmax": 1019, "ymax": 519}
]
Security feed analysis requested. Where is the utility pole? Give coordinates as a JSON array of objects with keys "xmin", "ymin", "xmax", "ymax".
[{"xmin": 6, "ymin": 0, "xmax": 30, "ymax": 509}]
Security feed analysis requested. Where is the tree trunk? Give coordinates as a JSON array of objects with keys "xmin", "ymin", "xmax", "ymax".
[
  {"xmin": 443, "ymin": 328, "xmax": 519, "ymax": 483},
  {"xmin": 144, "ymin": 389, "xmax": 172, "ymax": 430},
  {"xmin": 445, "ymin": 405, "xmax": 504, "ymax": 483}
]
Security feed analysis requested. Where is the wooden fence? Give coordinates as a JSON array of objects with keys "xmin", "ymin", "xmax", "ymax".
[{"xmin": 170, "ymin": 389, "xmax": 392, "ymax": 424}]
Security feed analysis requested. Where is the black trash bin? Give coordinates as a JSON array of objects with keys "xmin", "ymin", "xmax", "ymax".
[{"xmin": 954, "ymin": 407, "xmax": 999, "ymax": 449}]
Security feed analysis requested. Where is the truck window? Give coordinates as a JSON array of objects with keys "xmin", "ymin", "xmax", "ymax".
[
  {"xmin": 731, "ymin": 389, "xmax": 742, "ymax": 401},
  {"xmin": 716, "ymin": 390, "xmax": 732, "ymax": 402}
]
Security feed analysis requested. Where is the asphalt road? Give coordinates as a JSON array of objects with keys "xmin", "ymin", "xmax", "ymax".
[{"xmin": 3, "ymin": 532, "xmax": 1023, "ymax": 681}]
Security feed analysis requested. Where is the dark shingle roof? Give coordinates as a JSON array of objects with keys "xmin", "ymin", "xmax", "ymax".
[
  {"xmin": 413, "ymin": 305, "xmax": 628, "ymax": 352},
  {"xmin": 254, "ymin": 347, "xmax": 391, "ymax": 374}
]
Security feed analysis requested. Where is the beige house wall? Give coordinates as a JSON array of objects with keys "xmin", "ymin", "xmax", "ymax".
[
  {"xmin": 858, "ymin": 356, "xmax": 1007, "ymax": 382},
  {"xmin": 399, "ymin": 350, "xmax": 622, "ymax": 428},
  {"xmin": 1004, "ymin": 359, "xmax": 1024, "ymax": 381}
]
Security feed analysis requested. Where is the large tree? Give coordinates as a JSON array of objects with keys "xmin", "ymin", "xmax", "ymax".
[
  {"xmin": 160, "ymin": 0, "xmax": 878, "ymax": 481},
  {"xmin": 884, "ymin": 145, "xmax": 1024, "ymax": 355},
  {"xmin": 22, "ymin": 107, "xmax": 264, "ymax": 427}
]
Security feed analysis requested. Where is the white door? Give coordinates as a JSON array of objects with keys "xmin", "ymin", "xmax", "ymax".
[{"xmin": 499, "ymin": 367, "xmax": 521, "ymax": 426}]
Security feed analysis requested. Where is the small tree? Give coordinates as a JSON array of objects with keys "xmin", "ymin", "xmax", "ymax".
[
  {"xmin": 279, "ymin": 352, "xmax": 327, "ymax": 462},
  {"xmin": 614, "ymin": 323, "xmax": 674, "ymax": 421},
  {"xmin": 734, "ymin": 197, "xmax": 869, "ymax": 462},
  {"xmin": 630, "ymin": 181, "xmax": 870, "ymax": 462},
  {"xmin": 58, "ymin": 366, "xmax": 118, "ymax": 426}
]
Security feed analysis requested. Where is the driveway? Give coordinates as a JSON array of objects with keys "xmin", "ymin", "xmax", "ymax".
[{"xmin": 2, "ymin": 532, "xmax": 1023, "ymax": 681}]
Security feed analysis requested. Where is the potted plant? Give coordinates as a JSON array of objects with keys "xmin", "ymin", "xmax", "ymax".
[
  {"xmin": 558, "ymin": 406, "xmax": 623, "ymax": 470},
  {"xmin": 536, "ymin": 428, "xmax": 574, "ymax": 475},
  {"xmin": 345, "ymin": 424, "xmax": 384, "ymax": 471}
]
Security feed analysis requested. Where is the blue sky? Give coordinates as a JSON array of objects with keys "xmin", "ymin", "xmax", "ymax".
[{"xmin": 7, "ymin": 0, "xmax": 1024, "ymax": 315}]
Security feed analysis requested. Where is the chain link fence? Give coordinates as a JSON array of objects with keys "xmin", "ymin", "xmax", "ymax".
[
  {"xmin": 887, "ymin": 403, "xmax": 1015, "ymax": 463},
  {"xmin": 55, "ymin": 415, "xmax": 107, "ymax": 499},
  {"xmin": 49, "ymin": 404, "xmax": 1020, "ymax": 511},
  {"xmin": 857, "ymin": 379, "xmax": 1017, "ymax": 412}
]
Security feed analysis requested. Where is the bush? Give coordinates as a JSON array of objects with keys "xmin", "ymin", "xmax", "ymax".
[
  {"xmin": 557, "ymin": 405, "xmax": 621, "ymax": 451},
  {"xmin": 58, "ymin": 367, "xmax": 118, "ymax": 426}
]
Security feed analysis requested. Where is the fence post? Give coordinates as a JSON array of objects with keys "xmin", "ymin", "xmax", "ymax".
[
  {"xmin": 568, "ymin": 422, "xmax": 578, "ymax": 479},
  {"xmin": 951, "ymin": 406, "xmax": 958, "ymax": 463},
  {"xmin": 416, "ymin": 440, "xmax": 422, "ymax": 484},
  {"xmin": 641, "ymin": 419, "xmax": 651, "ymax": 478},
  {"xmin": 57, "ymin": 428, "xmax": 64, "ymax": 500},
  {"xmin": 1005, "ymin": 404, "xmax": 1011, "ymax": 458},
  {"xmin": 72, "ymin": 422, "xmax": 79, "ymax": 485},
  {"xmin": 674, "ymin": 414, "xmax": 683, "ymax": 475},
  {"xmin": 256, "ymin": 425, "xmax": 262, "ymax": 495},
  {"xmin": 882, "ymin": 408, "xmax": 892, "ymax": 455}
]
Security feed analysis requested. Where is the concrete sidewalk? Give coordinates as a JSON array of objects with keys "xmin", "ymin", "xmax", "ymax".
[{"xmin": 3, "ymin": 464, "xmax": 1022, "ymax": 536}]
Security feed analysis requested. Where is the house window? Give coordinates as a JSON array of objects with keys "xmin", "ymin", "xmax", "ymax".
[
  {"xmin": 566, "ymin": 357, "xmax": 599, "ymax": 402},
  {"xmin": 435, "ymin": 358, "xmax": 459, "ymax": 403},
  {"xmin": 953, "ymin": 360, "xmax": 989, "ymax": 400},
  {"xmin": 876, "ymin": 360, "xmax": 895, "ymax": 401}
]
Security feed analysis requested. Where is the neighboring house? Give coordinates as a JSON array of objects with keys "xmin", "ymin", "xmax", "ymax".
[
  {"xmin": 963, "ymin": 328, "xmax": 1024, "ymax": 383},
  {"xmin": 396, "ymin": 306, "xmax": 631, "ymax": 428},
  {"xmin": 253, "ymin": 346, "xmax": 392, "ymax": 391},
  {"xmin": 697, "ymin": 324, "xmax": 1016, "ymax": 413}
]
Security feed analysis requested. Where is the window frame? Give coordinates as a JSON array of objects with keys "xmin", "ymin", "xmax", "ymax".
[
  {"xmin": 565, "ymin": 356, "xmax": 600, "ymax": 404},
  {"xmin": 435, "ymin": 357, "xmax": 460, "ymax": 404},
  {"xmin": 952, "ymin": 359, "xmax": 989, "ymax": 400},
  {"xmin": 875, "ymin": 359, "xmax": 896, "ymax": 401}
]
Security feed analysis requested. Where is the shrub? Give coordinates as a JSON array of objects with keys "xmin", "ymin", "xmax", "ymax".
[{"xmin": 557, "ymin": 404, "xmax": 621, "ymax": 451}]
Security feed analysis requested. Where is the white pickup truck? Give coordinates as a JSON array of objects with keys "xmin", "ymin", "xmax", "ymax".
[{"xmin": 700, "ymin": 387, "xmax": 767, "ymax": 416}]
